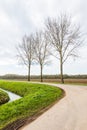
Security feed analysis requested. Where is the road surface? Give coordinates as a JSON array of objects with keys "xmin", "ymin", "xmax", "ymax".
[{"xmin": 20, "ymin": 84, "xmax": 87, "ymax": 130}]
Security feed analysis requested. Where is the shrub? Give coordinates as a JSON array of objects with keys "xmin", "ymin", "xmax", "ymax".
[{"xmin": 0, "ymin": 89, "xmax": 9, "ymax": 105}]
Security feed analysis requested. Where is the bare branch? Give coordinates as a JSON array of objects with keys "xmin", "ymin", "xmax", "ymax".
[
  {"xmin": 33, "ymin": 31, "xmax": 51, "ymax": 82},
  {"xmin": 16, "ymin": 34, "xmax": 35, "ymax": 81},
  {"xmin": 45, "ymin": 13, "xmax": 84, "ymax": 83}
]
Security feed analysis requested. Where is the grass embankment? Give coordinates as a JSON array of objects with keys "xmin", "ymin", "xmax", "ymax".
[
  {"xmin": 0, "ymin": 89, "xmax": 9, "ymax": 105},
  {"xmin": 0, "ymin": 80, "xmax": 64, "ymax": 130}
]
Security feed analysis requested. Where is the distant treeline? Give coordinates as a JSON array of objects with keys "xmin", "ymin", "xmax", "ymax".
[{"xmin": 0, "ymin": 74, "xmax": 87, "ymax": 80}]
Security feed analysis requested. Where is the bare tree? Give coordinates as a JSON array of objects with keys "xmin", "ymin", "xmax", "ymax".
[
  {"xmin": 34, "ymin": 31, "xmax": 50, "ymax": 82},
  {"xmin": 45, "ymin": 14, "xmax": 83, "ymax": 83},
  {"xmin": 16, "ymin": 34, "xmax": 34, "ymax": 81}
]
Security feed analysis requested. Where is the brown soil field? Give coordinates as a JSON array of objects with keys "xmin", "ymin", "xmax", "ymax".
[
  {"xmin": 31, "ymin": 78, "xmax": 87, "ymax": 84},
  {"xmin": 4, "ymin": 78, "xmax": 87, "ymax": 84},
  {"xmin": 11, "ymin": 78, "xmax": 87, "ymax": 84}
]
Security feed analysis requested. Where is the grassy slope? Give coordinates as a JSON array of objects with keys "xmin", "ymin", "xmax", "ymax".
[
  {"xmin": 0, "ymin": 80, "xmax": 64, "ymax": 130},
  {"xmin": 0, "ymin": 89, "xmax": 9, "ymax": 105}
]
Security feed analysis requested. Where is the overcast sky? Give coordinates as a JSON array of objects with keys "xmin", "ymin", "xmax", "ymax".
[{"xmin": 0, "ymin": 0, "xmax": 87, "ymax": 75}]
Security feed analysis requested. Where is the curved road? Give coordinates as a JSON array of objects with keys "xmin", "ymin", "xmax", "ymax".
[{"xmin": 20, "ymin": 84, "xmax": 87, "ymax": 130}]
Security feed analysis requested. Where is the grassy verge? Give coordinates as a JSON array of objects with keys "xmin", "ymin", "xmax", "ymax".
[
  {"xmin": 0, "ymin": 89, "xmax": 9, "ymax": 105},
  {"xmin": 0, "ymin": 80, "xmax": 64, "ymax": 130}
]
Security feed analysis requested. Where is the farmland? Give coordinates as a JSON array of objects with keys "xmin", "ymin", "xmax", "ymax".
[{"xmin": 0, "ymin": 74, "xmax": 87, "ymax": 85}]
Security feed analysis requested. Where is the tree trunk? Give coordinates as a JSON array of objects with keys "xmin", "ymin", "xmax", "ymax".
[
  {"xmin": 40, "ymin": 64, "xmax": 43, "ymax": 82},
  {"xmin": 28, "ymin": 64, "xmax": 31, "ymax": 81},
  {"xmin": 60, "ymin": 54, "xmax": 64, "ymax": 84}
]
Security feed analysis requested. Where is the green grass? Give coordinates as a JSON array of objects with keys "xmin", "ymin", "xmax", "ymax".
[
  {"xmin": 0, "ymin": 80, "xmax": 64, "ymax": 130},
  {"xmin": 0, "ymin": 89, "xmax": 9, "ymax": 105}
]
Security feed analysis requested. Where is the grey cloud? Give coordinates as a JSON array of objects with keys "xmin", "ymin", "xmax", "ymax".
[
  {"xmin": 0, "ymin": 0, "xmax": 87, "ymax": 75},
  {"xmin": 0, "ymin": 0, "xmax": 36, "ymax": 33}
]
